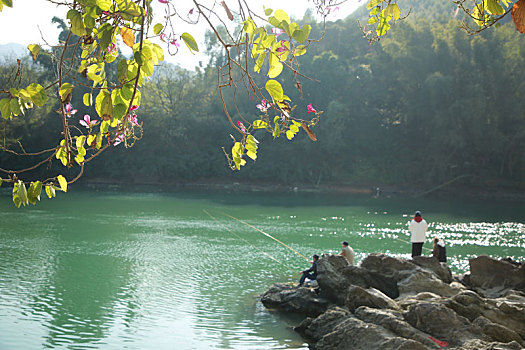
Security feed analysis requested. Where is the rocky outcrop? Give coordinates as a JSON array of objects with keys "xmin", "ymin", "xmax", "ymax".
[
  {"xmin": 262, "ymin": 254, "xmax": 525, "ymax": 350},
  {"xmin": 260, "ymin": 283, "xmax": 330, "ymax": 317},
  {"xmin": 467, "ymin": 255, "xmax": 525, "ymax": 297}
]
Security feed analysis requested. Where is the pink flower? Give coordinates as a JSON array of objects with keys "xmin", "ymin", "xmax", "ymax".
[
  {"xmin": 256, "ymin": 99, "xmax": 272, "ymax": 112},
  {"xmin": 189, "ymin": 8, "xmax": 194, "ymax": 14},
  {"xmin": 275, "ymin": 40, "xmax": 288, "ymax": 53},
  {"xmin": 128, "ymin": 114, "xmax": 139, "ymax": 126},
  {"xmin": 237, "ymin": 121, "xmax": 246, "ymax": 133},
  {"xmin": 170, "ymin": 39, "xmax": 180, "ymax": 48},
  {"xmin": 107, "ymin": 43, "xmax": 116, "ymax": 54},
  {"xmin": 113, "ymin": 133, "xmax": 125, "ymax": 146},
  {"xmin": 79, "ymin": 114, "xmax": 97, "ymax": 128},
  {"xmin": 158, "ymin": 0, "xmax": 168, "ymax": 3},
  {"xmin": 271, "ymin": 28, "xmax": 285, "ymax": 37},
  {"xmin": 160, "ymin": 33, "xmax": 167, "ymax": 42},
  {"xmin": 130, "ymin": 105, "xmax": 139, "ymax": 111},
  {"xmin": 307, "ymin": 103, "xmax": 316, "ymax": 114},
  {"xmin": 65, "ymin": 103, "xmax": 77, "ymax": 118},
  {"xmin": 327, "ymin": 6, "xmax": 340, "ymax": 14}
]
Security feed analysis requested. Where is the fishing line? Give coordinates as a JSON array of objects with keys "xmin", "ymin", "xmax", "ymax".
[
  {"xmin": 203, "ymin": 209, "xmax": 285, "ymax": 266},
  {"xmin": 217, "ymin": 210, "xmax": 310, "ymax": 262},
  {"xmin": 392, "ymin": 235, "xmax": 432, "ymax": 252}
]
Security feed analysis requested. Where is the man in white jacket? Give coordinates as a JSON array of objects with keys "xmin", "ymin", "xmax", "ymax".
[{"xmin": 409, "ymin": 211, "xmax": 428, "ymax": 257}]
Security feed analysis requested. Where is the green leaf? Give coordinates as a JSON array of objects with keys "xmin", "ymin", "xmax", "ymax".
[
  {"xmin": 16, "ymin": 181, "xmax": 29, "ymax": 206},
  {"xmin": 76, "ymin": 135, "xmax": 86, "ymax": 148},
  {"xmin": 369, "ymin": 6, "xmax": 381, "ymax": 15},
  {"xmin": 181, "ymin": 32, "xmax": 199, "ymax": 53},
  {"xmin": 96, "ymin": 0, "xmax": 111, "ymax": 11},
  {"xmin": 153, "ymin": 23, "xmax": 164, "ymax": 35},
  {"xmin": 98, "ymin": 23, "xmax": 113, "ymax": 50},
  {"xmin": 376, "ymin": 16, "xmax": 391, "ymax": 36},
  {"xmin": 265, "ymin": 80, "xmax": 284, "ymax": 101},
  {"xmin": 59, "ymin": 83, "xmax": 74, "ymax": 103},
  {"xmin": 67, "ymin": 9, "xmax": 87, "ymax": 36},
  {"xmin": 366, "ymin": 0, "xmax": 384, "ymax": 10},
  {"xmin": 286, "ymin": 130, "xmax": 295, "ymax": 140},
  {"xmin": 0, "ymin": 98, "xmax": 10, "ymax": 119},
  {"xmin": 1, "ymin": 0, "xmax": 13, "ymax": 8},
  {"xmin": 246, "ymin": 150, "xmax": 257, "ymax": 160},
  {"xmin": 294, "ymin": 45, "xmax": 307, "ymax": 56},
  {"xmin": 254, "ymin": 52, "xmax": 266, "ymax": 73},
  {"xmin": 368, "ymin": 17, "xmax": 379, "ymax": 24},
  {"xmin": 57, "ymin": 175, "xmax": 68, "ymax": 192},
  {"xmin": 384, "ymin": 3, "xmax": 401, "ymax": 20},
  {"xmin": 268, "ymin": 60, "xmax": 283, "ymax": 78},
  {"xmin": 484, "ymin": 0, "xmax": 505, "ymax": 15},
  {"xmin": 252, "ymin": 120, "xmax": 268, "ymax": 129},
  {"xmin": 83, "ymin": 92, "xmax": 93, "ymax": 106},
  {"xmin": 292, "ymin": 24, "xmax": 311, "ymax": 44},
  {"xmin": 95, "ymin": 90, "xmax": 113, "ymax": 120},
  {"xmin": 45, "ymin": 185, "xmax": 56, "ymax": 199},
  {"xmin": 26, "ymin": 83, "xmax": 48, "ymax": 107},
  {"xmin": 264, "ymin": 7, "xmax": 273, "ymax": 16},
  {"xmin": 27, "ymin": 44, "xmax": 40, "ymax": 61},
  {"xmin": 273, "ymin": 9, "xmax": 290, "ymax": 24},
  {"xmin": 27, "ymin": 181, "xmax": 43, "ymax": 205},
  {"xmin": 0, "ymin": 178, "xmax": 2, "ymax": 187}
]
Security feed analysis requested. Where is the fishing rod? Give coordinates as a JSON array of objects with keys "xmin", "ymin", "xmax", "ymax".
[
  {"xmin": 217, "ymin": 210, "xmax": 310, "ymax": 262},
  {"xmin": 203, "ymin": 209, "xmax": 285, "ymax": 266}
]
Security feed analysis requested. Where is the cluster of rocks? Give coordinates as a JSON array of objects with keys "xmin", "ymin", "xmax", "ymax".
[{"xmin": 261, "ymin": 254, "xmax": 525, "ymax": 349}]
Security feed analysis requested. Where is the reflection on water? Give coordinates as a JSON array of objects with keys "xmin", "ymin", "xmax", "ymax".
[{"xmin": 0, "ymin": 191, "xmax": 524, "ymax": 349}]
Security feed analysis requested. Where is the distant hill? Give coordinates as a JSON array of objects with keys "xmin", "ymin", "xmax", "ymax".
[{"xmin": 0, "ymin": 43, "xmax": 27, "ymax": 63}]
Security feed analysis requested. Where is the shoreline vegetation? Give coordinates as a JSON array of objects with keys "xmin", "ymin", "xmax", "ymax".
[{"xmin": 77, "ymin": 179, "xmax": 525, "ymax": 201}]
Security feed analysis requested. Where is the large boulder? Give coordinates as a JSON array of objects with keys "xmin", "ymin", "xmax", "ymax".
[
  {"xmin": 316, "ymin": 255, "xmax": 399, "ymax": 303},
  {"xmin": 345, "ymin": 285, "xmax": 400, "ymax": 312},
  {"xmin": 303, "ymin": 307, "xmax": 428, "ymax": 350},
  {"xmin": 397, "ymin": 270, "xmax": 465, "ymax": 298},
  {"xmin": 260, "ymin": 283, "xmax": 331, "ymax": 317},
  {"xmin": 403, "ymin": 302, "xmax": 483, "ymax": 346},
  {"xmin": 468, "ymin": 255, "xmax": 525, "ymax": 296},
  {"xmin": 411, "ymin": 256, "xmax": 453, "ymax": 283},
  {"xmin": 473, "ymin": 316, "xmax": 524, "ymax": 345},
  {"xmin": 459, "ymin": 339, "xmax": 523, "ymax": 350},
  {"xmin": 446, "ymin": 290, "xmax": 525, "ymax": 339},
  {"xmin": 354, "ymin": 306, "xmax": 440, "ymax": 348}
]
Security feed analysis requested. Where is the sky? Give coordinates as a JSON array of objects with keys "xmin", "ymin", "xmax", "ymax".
[{"xmin": 0, "ymin": 0, "xmax": 362, "ymax": 69}]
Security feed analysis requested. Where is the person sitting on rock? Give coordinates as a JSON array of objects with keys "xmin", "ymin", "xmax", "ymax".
[
  {"xmin": 409, "ymin": 210, "xmax": 428, "ymax": 258},
  {"xmin": 339, "ymin": 241, "xmax": 355, "ymax": 265},
  {"xmin": 299, "ymin": 254, "xmax": 319, "ymax": 286},
  {"xmin": 432, "ymin": 237, "xmax": 447, "ymax": 263}
]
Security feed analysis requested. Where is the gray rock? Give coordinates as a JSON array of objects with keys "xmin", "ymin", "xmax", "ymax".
[
  {"xmin": 411, "ymin": 256, "xmax": 453, "ymax": 283},
  {"xmin": 403, "ymin": 302, "xmax": 482, "ymax": 346},
  {"xmin": 398, "ymin": 270, "xmax": 464, "ymax": 298},
  {"xmin": 469, "ymin": 255, "xmax": 525, "ymax": 296},
  {"xmin": 303, "ymin": 306, "xmax": 352, "ymax": 341},
  {"xmin": 446, "ymin": 290, "xmax": 525, "ymax": 339},
  {"xmin": 473, "ymin": 316, "xmax": 524, "ymax": 345},
  {"xmin": 345, "ymin": 285, "xmax": 400, "ymax": 312},
  {"xmin": 354, "ymin": 306, "xmax": 439, "ymax": 348},
  {"xmin": 457, "ymin": 339, "xmax": 523, "ymax": 350},
  {"xmin": 316, "ymin": 255, "xmax": 399, "ymax": 303},
  {"xmin": 309, "ymin": 312, "xmax": 428, "ymax": 350},
  {"xmin": 260, "ymin": 283, "xmax": 330, "ymax": 317}
]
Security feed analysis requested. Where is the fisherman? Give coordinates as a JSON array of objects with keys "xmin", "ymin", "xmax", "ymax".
[
  {"xmin": 409, "ymin": 210, "xmax": 428, "ymax": 257},
  {"xmin": 432, "ymin": 237, "xmax": 447, "ymax": 263},
  {"xmin": 339, "ymin": 241, "xmax": 355, "ymax": 265},
  {"xmin": 299, "ymin": 254, "xmax": 319, "ymax": 286}
]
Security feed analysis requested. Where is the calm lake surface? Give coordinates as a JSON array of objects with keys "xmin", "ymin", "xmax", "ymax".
[{"xmin": 1, "ymin": 190, "xmax": 524, "ymax": 349}]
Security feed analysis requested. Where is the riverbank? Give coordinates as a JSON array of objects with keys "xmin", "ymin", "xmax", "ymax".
[
  {"xmin": 80, "ymin": 178, "xmax": 525, "ymax": 201},
  {"xmin": 261, "ymin": 254, "xmax": 525, "ymax": 350}
]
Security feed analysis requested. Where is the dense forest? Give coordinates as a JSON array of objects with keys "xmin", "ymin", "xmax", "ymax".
[{"xmin": 2, "ymin": 1, "xmax": 525, "ymax": 191}]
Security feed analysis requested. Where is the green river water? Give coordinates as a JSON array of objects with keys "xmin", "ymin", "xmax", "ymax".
[{"xmin": 0, "ymin": 190, "xmax": 524, "ymax": 349}]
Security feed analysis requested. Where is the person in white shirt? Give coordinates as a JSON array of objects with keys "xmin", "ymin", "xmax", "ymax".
[
  {"xmin": 339, "ymin": 241, "xmax": 355, "ymax": 265},
  {"xmin": 409, "ymin": 211, "xmax": 428, "ymax": 257}
]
